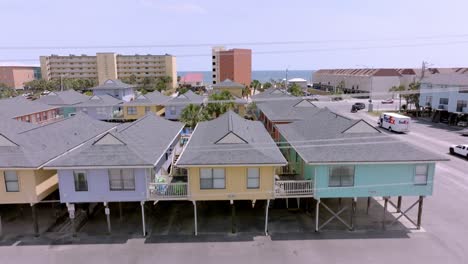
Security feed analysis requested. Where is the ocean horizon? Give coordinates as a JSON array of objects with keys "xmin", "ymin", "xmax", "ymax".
[{"xmin": 179, "ymin": 70, "xmax": 314, "ymax": 84}]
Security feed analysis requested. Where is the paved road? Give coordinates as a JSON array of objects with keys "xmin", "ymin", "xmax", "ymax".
[{"xmin": 1, "ymin": 99, "xmax": 468, "ymax": 264}]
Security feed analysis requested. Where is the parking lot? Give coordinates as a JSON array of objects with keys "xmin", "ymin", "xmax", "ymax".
[{"xmin": 0, "ymin": 195, "xmax": 416, "ymax": 246}]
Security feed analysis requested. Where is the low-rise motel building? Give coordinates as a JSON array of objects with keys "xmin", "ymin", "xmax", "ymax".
[
  {"xmin": 122, "ymin": 90, "xmax": 170, "ymax": 120},
  {"xmin": 0, "ymin": 114, "xmax": 115, "ymax": 235},
  {"xmin": 44, "ymin": 114, "xmax": 184, "ymax": 236},
  {"xmin": 0, "ymin": 96, "xmax": 60, "ymax": 124}
]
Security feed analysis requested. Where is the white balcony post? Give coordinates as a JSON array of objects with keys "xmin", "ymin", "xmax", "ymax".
[
  {"xmin": 140, "ymin": 201, "xmax": 146, "ymax": 237},
  {"xmin": 315, "ymin": 199, "xmax": 320, "ymax": 232},
  {"xmin": 193, "ymin": 200, "xmax": 198, "ymax": 236},
  {"xmin": 265, "ymin": 199, "xmax": 270, "ymax": 235}
]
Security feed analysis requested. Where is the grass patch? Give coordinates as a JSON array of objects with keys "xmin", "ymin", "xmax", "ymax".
[
  {"xmin": 367, "ymin": 110, "xmax": 398, "ymax": 117},
  {"xmin": 307, "ymin": 88, "xmax": 331, "ymax": 96}
]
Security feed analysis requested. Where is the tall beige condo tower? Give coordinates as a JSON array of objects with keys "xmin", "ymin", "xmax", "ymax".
[{"xmin": 40, "ymin": 52, "xmax": 177, "ymax": 88}]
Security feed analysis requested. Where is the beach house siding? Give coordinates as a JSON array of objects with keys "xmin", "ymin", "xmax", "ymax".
[
  {"xmin": 57, "ymin": 168, "xmax": 148, "ymax": 203},
  {"xmin": 123, "ymin": 105, "xmax": 164, "ymax": 120},
  {"xmin": 187, "ymin": 166, "xmax": 276, "ymax": 201},
  {"xmin": 164, "ymin": 104, "xmax": 186, "ymax": 120},
  {"xmin": 0, "ymin": 169, "xmax": 58, "ymax": 204},
  {"xmin": 280, "ymin": 135, "xmax": 311, "ymax": 179},
  {"xmin": 61, "ymin": 107, "xmax": 77, "ymax": 118},
  {"xmin": 93, "ymin": 88, "xmax": 134, "ymax": 102},
  {"xmin": 76, "ymin": 105, "xmax": 121, "ymax": 120},
  {"xmin": 312, "ymin": 163, "xmax": 435, "ymax": 198}
]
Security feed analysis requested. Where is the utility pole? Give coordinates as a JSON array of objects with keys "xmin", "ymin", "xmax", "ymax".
[{"xmin": 60, "ymin": 75, "xmax": 64, "ymax": 91}]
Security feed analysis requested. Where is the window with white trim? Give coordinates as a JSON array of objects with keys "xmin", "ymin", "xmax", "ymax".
[
  {"xmin": 73, "ymin": 171, "xmax": 88, "ymax": 192},
  {"xmin": 247, "ymin": 168, "xmax": 260, "ymax": 189},
  {"xmin": 200, "ymin": 168, "xmax": 225, "ymax": 189},
  {"xmin": 414, "ymin": 165, "xmax": 428, "ymax": 185},
  {"xmin": 328, "ymin": 166, "xmax": 355, "ymax": 187},
  {"xmin": 170, "ymin": 106, "xmax": 176, "ymax": 115},
  {"xmin": 127, "ymin": 106, "xmax": 137, "ymax": 115},
  {"xmin": 4, "ymin": 171, "xmax": 19, "ymax": 192},
  {"xmin": 108, "ymin": 169, "xmax": 135, "ymax": 191}
]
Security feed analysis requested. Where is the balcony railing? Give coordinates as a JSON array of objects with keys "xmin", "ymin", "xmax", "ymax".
[
  {"xmin": 113, "ymin": 110, "xmax": 124, "ymax": 118},
  {"xmin": 274, "ymin": 180, "xmax": 314, "ymax": 197},
  {"xmin": 148, "ymin": 182, "xmax": 188, "ymax": 200}
]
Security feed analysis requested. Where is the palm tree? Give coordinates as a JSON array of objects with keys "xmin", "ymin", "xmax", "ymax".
[
  {"xmin": 180, "ymin": 104, "xmax": 206, "ymax": 129},
  {"xmin": 389, "ymin": 85, "xmax": 406, "ymax": 112},
  {"xmin": 206, "ymin": 91, "xmax": 235, "ymax": 118},
  {"xmin": 250, "ymin": 80, "xmax": 261, "ymax": 95},
  {"xmin": 263, "ymin": 82, "xmax": 272, "ymax": 90},
  {"xmin": 288, "ymin": 83, "xmax": 303, "ymax": 97},
  {"xmin": 242, "ymin": 86, "xmax": 251, "ymax": 98}
]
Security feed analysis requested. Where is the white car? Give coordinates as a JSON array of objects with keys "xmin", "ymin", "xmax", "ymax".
[{"xmin": 449, "ymin": 144, "xmax": 468, "ymax": 158}]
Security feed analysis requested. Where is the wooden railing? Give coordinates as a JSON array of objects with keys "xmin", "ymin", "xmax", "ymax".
[
  {"xmin": 274, "ymin": 180, "xmax": 314, "ymax": 197},
  {"xmin": 148, "ymin": 182, "xmax": 188, "ymax": 200}
]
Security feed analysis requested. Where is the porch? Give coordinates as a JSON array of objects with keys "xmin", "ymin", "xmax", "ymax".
[{"xmin": 274, "ymin": 166, "xmax": 314, "ymax": 198}]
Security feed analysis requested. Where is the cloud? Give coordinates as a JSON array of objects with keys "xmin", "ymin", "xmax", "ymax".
[{"xmin": 139, "ymin": 0, "xmax": 207, "ymax": 14}]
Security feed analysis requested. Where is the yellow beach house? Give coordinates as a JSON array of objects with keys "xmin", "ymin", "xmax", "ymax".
[
  {"xmin": 123, "ymin": 90, "xmax": 171, "ymax": 120},
  {"xmin": 175, "ymin": 111, "xmax": 287, "ymax": 234}
]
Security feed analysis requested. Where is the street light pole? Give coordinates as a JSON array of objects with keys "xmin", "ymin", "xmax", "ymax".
[{"xmin": 356, "ymin": 64, "xmax": 374, "ymax": 112}]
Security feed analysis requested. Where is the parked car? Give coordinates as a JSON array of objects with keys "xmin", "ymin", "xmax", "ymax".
[
  {"xmin": 350, "ymin": 105, "xmax": 358, "ymax": 113},
  {"xmin": 381, "ymin": 99, "xmax": 394, "ymax": 104},
  {"xmin": 449, "ymin": 144, "xmax": 468, "ymax": 158},
  {"xmin": 457, "ymin": 121, "xmax": 468, "ymax": 127},
  {"xmin": 353, "ymin": 102, "xmax": 365, "ymax": 110}
]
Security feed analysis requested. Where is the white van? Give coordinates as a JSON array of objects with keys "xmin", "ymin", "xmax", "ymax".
[{"xmin": 378, "ymin": 112, "xmax": 410, "ymax": 133}]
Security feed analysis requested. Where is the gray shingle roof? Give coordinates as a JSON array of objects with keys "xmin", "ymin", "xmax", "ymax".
[
  {"xmin": 45, "ymin": 113, "xmax": 184, "ymax": 168},
  {"xmin": 89, "ymin": 79, "xmax": 134, "ymax": 90},
  {"xmin": 176, "ymin": 111, "xmax": 287, "ymax": 166},
  {"xmin": 123, "ymin": 91, "xmax": 170, "ymax": 106},
  {"xmin": 77, "ymin": 94, "xmax": 123, "ymax": 107},
  {"xmin": 164, "ymin": 90, "xmax": 205, "ymax": 106},
  {"xmin": 36, "ymin": 90, "xmax": 90, "ymax": 106},
  {"xmin": 0, "ymin": 96, "xmax": 59, "ymax": 119},
  {"xmin": 212, "ymin": 79, "xmax": 245, "ymax": 89},
  {"xmin": 276, "ymin": 109, "xmax": 446, "ymax": 164},
  {"xmin": 0, "ymin": 113, "xmax": 117, "ymax": 168},
  {"xmin": 0, "ymin": 117, "xmax": 38, "ymax": 136},
  {"xmin": 251, "ymin": 88, "xmax": 291, "ymax": 101},
  {"xmin": 257, "ymin": 98, "xmax": 321, "ymax": 121}
]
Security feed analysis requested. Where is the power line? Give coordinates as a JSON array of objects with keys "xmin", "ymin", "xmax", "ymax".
[
  {"xmin": 2, "ymin": 33, "xmax": 468, "ymax": 50},
  {"xmin": 2, "ymin": 39, "xmax": 468, "ymax": 62}
]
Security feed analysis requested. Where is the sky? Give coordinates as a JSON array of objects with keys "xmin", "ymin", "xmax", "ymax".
[{"xmin": 0, "ymin": 0, "xmax": 468, "ymax": 71}]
